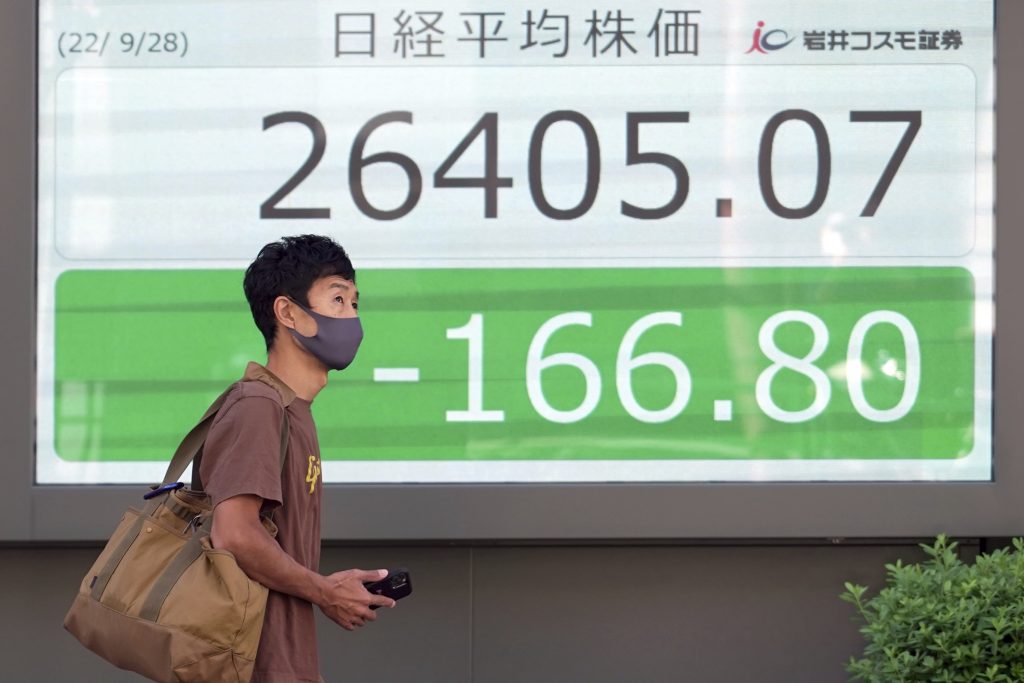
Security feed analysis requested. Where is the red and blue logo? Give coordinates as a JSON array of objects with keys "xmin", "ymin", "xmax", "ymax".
[{"xmin": 745, "ymin": 21, "xmax": 795, "ymax": 53}]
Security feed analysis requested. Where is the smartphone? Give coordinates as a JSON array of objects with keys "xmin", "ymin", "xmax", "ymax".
[{"xmin": 363, "ymin": 568, "xmax": 412, "ymax": 609}]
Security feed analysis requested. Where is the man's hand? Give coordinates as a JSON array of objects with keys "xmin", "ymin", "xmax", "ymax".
[
  {"xmin": 317, "ymin": 568, "xmax": 397, "ymax": 631},
  {"xmin": 211, "ymin": 498, "xmax": 395, "ymax": 631}
]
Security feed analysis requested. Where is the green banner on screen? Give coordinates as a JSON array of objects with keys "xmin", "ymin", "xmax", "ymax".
[{"xmin": 55, "ymin": 267, "xmax": 974, "ymax": 463}]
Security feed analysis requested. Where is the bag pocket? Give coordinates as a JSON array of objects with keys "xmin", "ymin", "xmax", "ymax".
[
  {"xmin": 101, "ymin": 512, "xmax": 187, "ymax": 615},
  {"xmin": 77, "ymin": 508, "xmax": 141, "ymax": 595}
]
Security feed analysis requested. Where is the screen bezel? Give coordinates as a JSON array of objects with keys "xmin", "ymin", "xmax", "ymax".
[{"xmin": 3, "ymin": 1, "xmax": 1019, "ymax": 541}]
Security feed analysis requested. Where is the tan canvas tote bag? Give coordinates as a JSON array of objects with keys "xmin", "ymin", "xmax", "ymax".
[{"xmin": 64, "ymin": 377, "xmax": 289, "ymax": 683}]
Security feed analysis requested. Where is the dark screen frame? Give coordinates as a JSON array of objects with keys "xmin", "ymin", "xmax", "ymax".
[{"xmin": 2, "ymin": 1, "xmax": 1020, "ymax": 542}]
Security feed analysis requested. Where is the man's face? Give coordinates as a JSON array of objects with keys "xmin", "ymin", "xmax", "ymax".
[
  {"xmin": 307, "ymin": 275, "xmax": 359, "ymax": 318},
  {"xmin": 289, "ymin": 275, "xmax": 358, "ymax": 339}
]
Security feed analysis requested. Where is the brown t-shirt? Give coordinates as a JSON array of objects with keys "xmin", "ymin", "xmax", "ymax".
[{"xmin": 200, "ymin": 363, "xmax": 323, "ymax": 683}]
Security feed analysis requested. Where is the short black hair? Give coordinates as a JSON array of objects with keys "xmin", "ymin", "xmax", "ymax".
[{"xmin": 243, "ymin": 235, "xmax": 356, "ymax": 350}]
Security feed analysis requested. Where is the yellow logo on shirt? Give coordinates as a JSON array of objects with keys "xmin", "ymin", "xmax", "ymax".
[{"xmin": 306, "ymin": 455, "xmax": 321, "ymax": 495}]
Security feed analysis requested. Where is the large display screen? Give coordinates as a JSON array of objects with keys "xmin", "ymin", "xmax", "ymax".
[{"xmin": 37, "ymin": 0, "xmax": 994, "ymax": 484}]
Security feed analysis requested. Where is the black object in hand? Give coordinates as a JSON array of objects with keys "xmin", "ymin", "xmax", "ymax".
[{"xmin": 363, "ymin": 568, "xmax": 412, "ymax": 609}]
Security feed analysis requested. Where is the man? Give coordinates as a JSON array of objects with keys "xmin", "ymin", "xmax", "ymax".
[{"xmin": 199, "ymin": 234, "xmax": 395, "ymax": 683}]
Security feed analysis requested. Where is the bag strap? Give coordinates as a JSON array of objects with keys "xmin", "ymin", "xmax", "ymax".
[
  {"xmin": 161, "ymin": 380, "xmax": 291, "ymax": 488},
  {"xmin": 160, "ymin": 383, "xmax": 238, "ymax": 486}
]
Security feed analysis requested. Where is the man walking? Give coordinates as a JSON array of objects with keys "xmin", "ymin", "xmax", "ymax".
[{"xmin": 200, "ymin": 235, "xmax": 395, "ymax": 683}]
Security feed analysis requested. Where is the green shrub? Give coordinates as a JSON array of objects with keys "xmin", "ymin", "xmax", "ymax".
[{"xmin": 841, "ymin": 536, "xmax": 1024, "ymax": 682}]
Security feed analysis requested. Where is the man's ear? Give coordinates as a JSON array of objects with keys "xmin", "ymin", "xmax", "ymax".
[{"xmin": 272, "ymin": 296, "xmax": 297, "ymax": 330}]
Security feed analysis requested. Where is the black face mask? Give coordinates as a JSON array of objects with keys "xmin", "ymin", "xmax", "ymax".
[{"xmin": 288, "ymin": 300, "xmax": 363, "ymax": 371}]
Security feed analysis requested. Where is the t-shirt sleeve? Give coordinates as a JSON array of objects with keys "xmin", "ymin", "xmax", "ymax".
[{"xmin": 199, "ymin": 394, "xmax": 285, "ymax": 510}]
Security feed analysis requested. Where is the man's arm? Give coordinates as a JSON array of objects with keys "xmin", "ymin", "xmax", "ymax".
[{"xmin": 210, "ymin": 494, "xmax": 396, "ymax": 630}]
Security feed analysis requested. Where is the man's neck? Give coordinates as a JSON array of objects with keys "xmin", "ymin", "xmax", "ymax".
[{"xmin": 265, "ymin": 345, "xmax": 328, "ymax": 402}]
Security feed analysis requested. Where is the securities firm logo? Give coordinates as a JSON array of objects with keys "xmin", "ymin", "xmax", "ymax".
[{"xmin": 745, "ymin": 21, "xmax": 795, "ymax": 53}]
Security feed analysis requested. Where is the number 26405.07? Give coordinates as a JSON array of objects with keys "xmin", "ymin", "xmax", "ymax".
[{"xmin": 259, "ymin": 110, "xmax": 921, "ymax": 222}]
